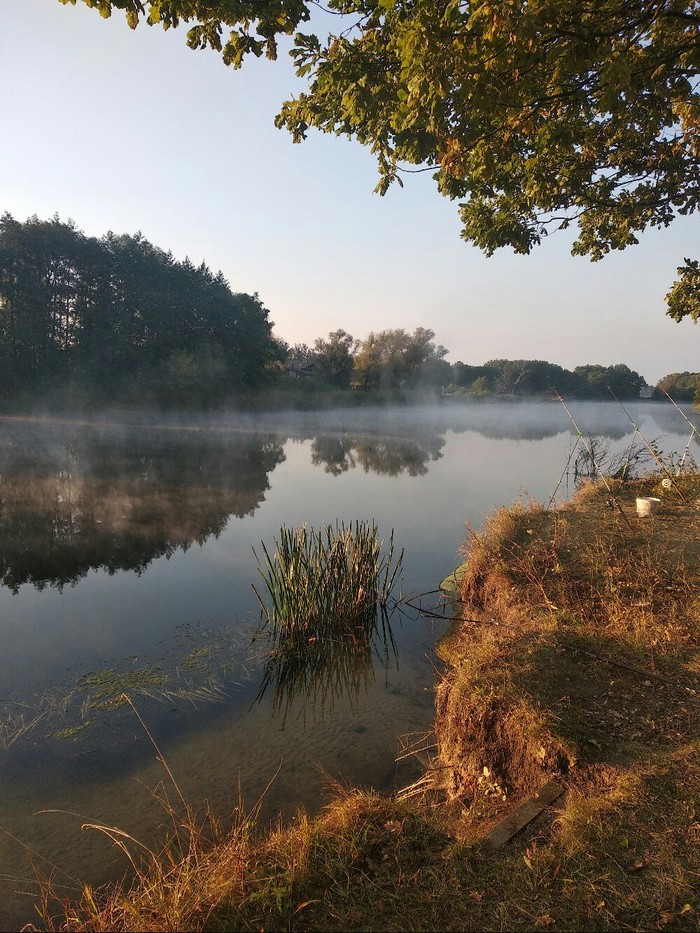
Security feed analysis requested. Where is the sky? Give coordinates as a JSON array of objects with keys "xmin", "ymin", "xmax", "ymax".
[{"xmin": 1, "ymin": 0, "xmax": 697, "ymax": 386}]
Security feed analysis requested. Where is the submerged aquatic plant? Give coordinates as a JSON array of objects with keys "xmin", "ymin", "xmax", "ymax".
[
  {"xmin": 0, "ymin": 624, "xmax": 249, "ymax": 750},
  {"xmin": 251, "ymin": 521, "xmax": 403, "ymax": 720}
]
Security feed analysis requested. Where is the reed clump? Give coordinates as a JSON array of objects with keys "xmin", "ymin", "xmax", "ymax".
[
  {"xmin": 252, "ymin": 520, "xmax": 403, "ymax": 639},
  {"xmin": 251, "ymin": 521, "xmax": 402, "ymax": 722}
]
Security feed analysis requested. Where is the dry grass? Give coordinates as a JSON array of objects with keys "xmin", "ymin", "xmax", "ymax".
[
  {"xmin": 27, "ymin": 472, "xmax": 700, "ymax": 931},
  {"xmin": 429, "ymin": 470, "xmax": 700, "ymax": 928}
]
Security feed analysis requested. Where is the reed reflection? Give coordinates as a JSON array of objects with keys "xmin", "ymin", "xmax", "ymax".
[{"xmin": 253, "ymin": 604, "xmax": 398, "ymax": 725}]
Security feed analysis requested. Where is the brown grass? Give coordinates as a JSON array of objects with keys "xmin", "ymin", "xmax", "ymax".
[{"xmin": 430, "ymin": 472, "xmax": 700, "ymax": 927}]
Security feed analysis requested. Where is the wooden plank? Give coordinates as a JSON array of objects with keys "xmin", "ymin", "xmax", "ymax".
[{"xmin": 485, "ymin": 779, "xmax": 565, "ymax": 849}]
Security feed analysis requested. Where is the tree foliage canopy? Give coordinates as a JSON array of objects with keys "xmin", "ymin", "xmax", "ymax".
[
  {"xmin": 655, "ymin": 367, "xmax": 700, "ymax": 398},
  {"xmin": 446, "ymin": 357, "xmax": 647, "ymax": 398},
  {"xmin": 312, "ymin": 329, "xmax": 358, "ymax": 387},
  {"xmin": 58, "ymin": 1, "xmax": 699, "ymax": 318},
  {"xmin": 352, "ymin": 327, "xmax": 448, "ymax": 388},
  {"xmin": 0, "ymin": 213, "xmax": 282, "ymax": 404}
]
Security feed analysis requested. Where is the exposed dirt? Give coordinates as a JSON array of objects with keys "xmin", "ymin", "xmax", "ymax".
[{"xmin": 432, "ymin": 474, "xmax": 700, "ymax": 842}]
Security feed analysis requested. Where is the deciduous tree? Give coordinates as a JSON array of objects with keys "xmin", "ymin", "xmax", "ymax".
[
  {"xmin": 312, "ymin": 329, "xmax": 358, "ymax": 387},
  {"xmin": 656, "ymin": 369, "xmax": 700, "ymax": 399},
  {"xmin": 574, "ymin": 362, "xmax": 646, "ymax": 398},
  {"xmin": 352, "ymin": 327, "xmax": 447, "ymax": 389}
]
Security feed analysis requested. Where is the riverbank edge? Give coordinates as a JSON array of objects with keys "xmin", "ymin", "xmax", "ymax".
[{"xmin": 34, "ymin": 472, "xmax": 700, "ymax": 932}]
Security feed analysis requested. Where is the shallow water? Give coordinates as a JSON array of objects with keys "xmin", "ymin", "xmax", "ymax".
[{"xmin": 0, "ymin": 400, "xmax": 696, "ymax": 926}]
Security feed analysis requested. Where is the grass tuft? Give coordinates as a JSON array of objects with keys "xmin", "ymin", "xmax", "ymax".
[
  {"xmin": 252, "ymin": 520, "xmax": 403, "ymax": 638},
  {"xmin": 251, "ymin": 521, "xmax": 403, "ymax": 721}
]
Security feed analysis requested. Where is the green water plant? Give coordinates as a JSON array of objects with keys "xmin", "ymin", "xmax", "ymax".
[
  {"xmin": 0, "ymin": 625, "xmax": 250, "ymax": 750},
  {"xmin": 251, "ymin": 521, "xmax": 403, "ymax": 720},
  {"xmin": 252, "ymin": 521, "xmax": 402, "ymax": 636}
]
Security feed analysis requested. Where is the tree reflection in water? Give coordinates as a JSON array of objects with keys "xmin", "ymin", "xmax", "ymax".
[
  {"xmin": 1, "ymin": 403, "xmax": 672, "ymax": 593},
  {"xmin": 310, "ymin": 430, "xmax": 444, "ymax": 476},
  {"xmin": 0, "ymin": 420, "xmax": 286, "ymax": 592}
]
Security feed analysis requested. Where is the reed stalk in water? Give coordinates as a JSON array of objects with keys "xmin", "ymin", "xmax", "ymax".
[
  {"xmin": 252, "ymin": 520, "xmax": 402, "ymax": 639},
  {"xmin": 251, "ymin": 522, "xmax": 403, "ymax": 720}
]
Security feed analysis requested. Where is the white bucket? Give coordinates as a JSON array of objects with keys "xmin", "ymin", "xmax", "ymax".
[{"xmin": 636, "ymin": 496, "xmax": 661, "ymax": 517}]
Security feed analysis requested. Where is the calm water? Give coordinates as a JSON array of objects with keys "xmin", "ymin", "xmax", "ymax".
[{"xmin": 0, "ymin": 400, "xmax": 696, "ymax": 926}]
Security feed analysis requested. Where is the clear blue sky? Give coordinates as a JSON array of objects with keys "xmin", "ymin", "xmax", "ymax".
[{"xmin": 1, "ymin": 0, "xmax": 697, "ymax": 385}]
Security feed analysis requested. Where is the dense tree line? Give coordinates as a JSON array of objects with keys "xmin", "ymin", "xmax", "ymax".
[
  {"xmin": 656, "ymin": 371, "xmax": 700, "ymax": 403},
  {"xmin": 2, "ymin": 213, "xmax": 693, "ymax": 409},
  {"xmin": 447, "ymin": 361, "xmax": 700, "ymax": 402},
  {"xmin": 288, "ymin": 336, "xmax": 700, "ymax": 405},
  {"xmin": 287, "ymin": 338, "xmax": 654, "ymax": 402},
  {"xmin": 0, "ymin": 213, "xmax": 283, "ymax": 406},
  {"xmin": 445, "ymin": 360, "xmax": 649, "ymax": 400}
]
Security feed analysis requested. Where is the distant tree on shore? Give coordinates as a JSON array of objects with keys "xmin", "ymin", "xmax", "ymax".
[
  {"xmin": 0, "ymin": 213, "xmax": 283, "ymax": 406},
  {"xmin": 352, "ymin": 328, "xmax": 448, "ymax": 389},
  {"xmin": 312, "ymin": 330, "xmax": 358, "ymax": 388},
  {"xmin": 574, "ymin": 363, "xmax": 647, "ymax": 400},
  {"xmin": 656, "ymin": 371, "xmax": 700, "ymax": 402},
  {"xmin": 443, "ymin": 359, "xmax": 648, "ymax": 400}
]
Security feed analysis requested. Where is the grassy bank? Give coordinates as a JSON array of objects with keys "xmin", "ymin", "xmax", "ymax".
[{"xmin": 33, "ymin": 473, "xmax": 700, "ymax": 931}]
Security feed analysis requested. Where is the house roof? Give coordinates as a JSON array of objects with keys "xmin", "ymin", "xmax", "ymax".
[{"xmin": 288, "ymin": 360, "xmax": 316, "ymax": 376}]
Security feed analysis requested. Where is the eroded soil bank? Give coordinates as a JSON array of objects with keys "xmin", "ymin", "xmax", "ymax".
[{"xmin": 429, "ymin": 473, "xmax": 700, "ymax": 928}]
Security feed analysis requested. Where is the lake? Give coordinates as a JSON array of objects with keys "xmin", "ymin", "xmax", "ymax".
[{"xmin": 0, "ymin": 399, "xmax": 696, "ymax": 927}]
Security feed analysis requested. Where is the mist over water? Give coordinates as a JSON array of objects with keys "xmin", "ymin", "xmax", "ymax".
[{"xmin": 0, "ymin": 399, "xmax": 696, "ymax": 927}]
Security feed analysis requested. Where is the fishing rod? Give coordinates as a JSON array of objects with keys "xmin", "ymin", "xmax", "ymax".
[
  {"xmin": 606, "ymin": 385, "xmax": 688, "ymax": 502},
  {"xmin": 658, "ymin": 386, "xmax": 700, "ymax": 439},
  {"xmin": 547, "ymin": 433, "xmax": 582, "ymax": 508},
  {"xmin": 553, "ymin": 390, "xmax": 632, "ymax": 527},
  {"xmin": 658, "ymin": 386, "xmax": 700, "ymax": 474}
]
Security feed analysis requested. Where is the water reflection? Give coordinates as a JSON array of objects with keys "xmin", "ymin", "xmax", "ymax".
[
  {"xmin": 0, "ymin": 421, "xmax": 285, "ymax": 591},
  {"xmin": 293, "ymin": 399, "xmax": 662, "ymax": 447},
  {"xmin": 641, "ymin": 404, "xmax": 700, "ymax": 442},
  {"xmin": 1, "ymin": 402, "xmax": 696, "ymax": 593},
  {"xmin": 439, "ymin": 399, "xmax": 632, "ymax": 441},
  {"xmin": 253, "ymin": 605, "xmax": 398, "ymax": 725},
  {"xmin": 310, "ymin": 431, "xmax": 444, "ymax": 476}
]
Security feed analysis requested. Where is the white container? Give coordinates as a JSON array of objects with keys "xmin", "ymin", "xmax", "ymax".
[{"xmin": 636, "ymin": 496, "xmax": 661, "ymax": 517}]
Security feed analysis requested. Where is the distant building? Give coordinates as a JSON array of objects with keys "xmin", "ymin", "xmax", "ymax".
[
  {"xmin": 639, "ymin": 384, "xmax": 654, "ymax": 399},
  {"xmin": 288, "ymin": 360, "xmax": 317, "ymax": 378}
]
